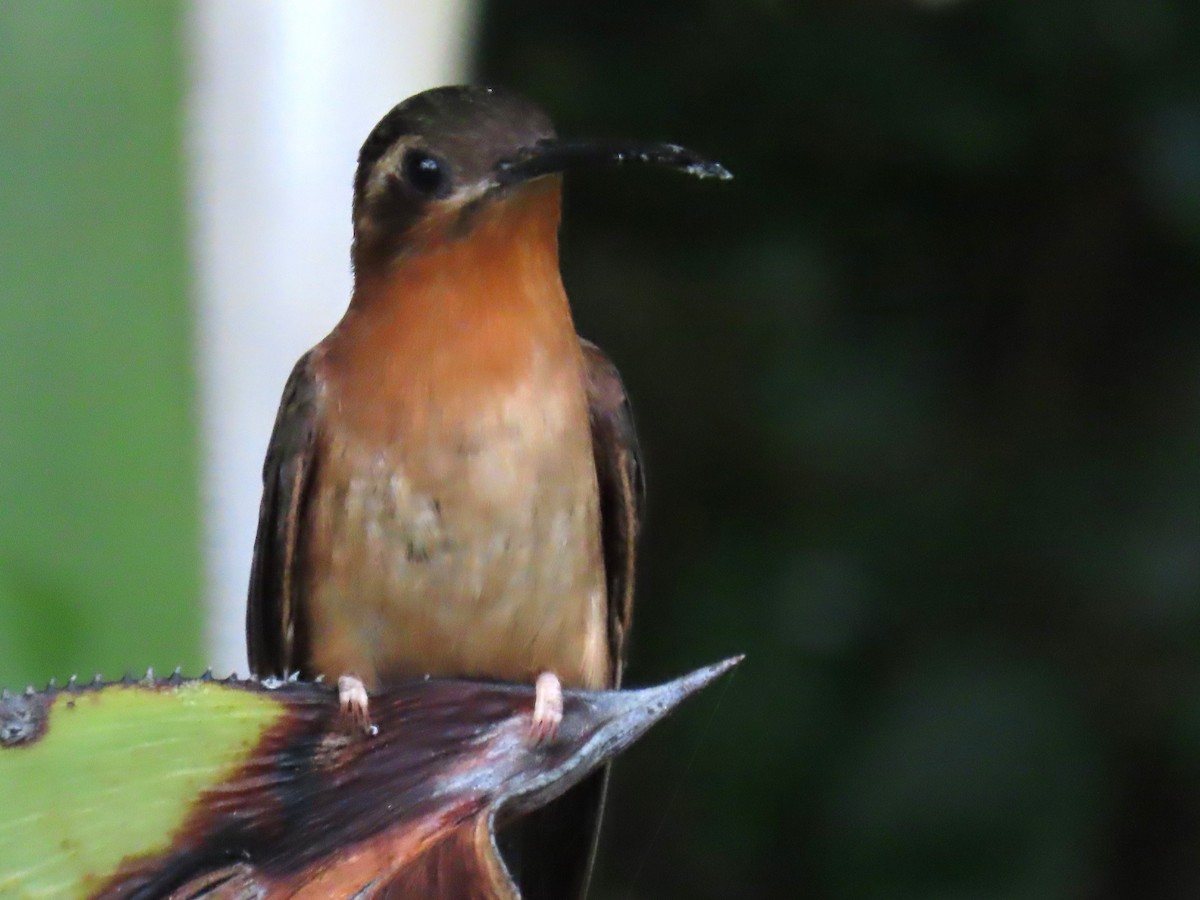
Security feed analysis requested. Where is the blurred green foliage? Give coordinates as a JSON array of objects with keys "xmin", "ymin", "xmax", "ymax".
[
  {"xmin": 479, "ymin": 2, "xmax": 1200, "ymax": 897},
  {"xmin": 0, "ymin": 4, "xmax": 200, "ymax": 687}
]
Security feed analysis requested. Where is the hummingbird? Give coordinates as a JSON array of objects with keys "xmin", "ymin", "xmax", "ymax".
[{"xmin": 246, "ymin": 84, "xmax": 729, "ymax": 898}]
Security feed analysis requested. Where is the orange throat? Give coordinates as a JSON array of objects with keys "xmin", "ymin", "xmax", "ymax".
[{"xmin": 325, "ymin": 178, "xmax": 581, "ymax": 435}]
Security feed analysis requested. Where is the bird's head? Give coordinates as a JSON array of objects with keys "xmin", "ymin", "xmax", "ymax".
[{"xmin": 350, "ymin": 85, "xmax": 730, "ymax": 271}]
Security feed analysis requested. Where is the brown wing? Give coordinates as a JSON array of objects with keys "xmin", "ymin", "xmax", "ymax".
[
  {"xmin": 580, "ymin": 339, "xmax": 644, "ymax": 687},
  {"xmin": 246, "ymin": 352, "xmax": 321, "ymax": 678}
]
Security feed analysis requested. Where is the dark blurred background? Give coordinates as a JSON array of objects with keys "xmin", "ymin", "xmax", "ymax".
[
  {"xmin": 4, "ymin": 2, "xmax": 1200, "ymax": 897},
  {"xmin": 477, "ymin": 2, "xmax": 1200, "ymax": 898}
]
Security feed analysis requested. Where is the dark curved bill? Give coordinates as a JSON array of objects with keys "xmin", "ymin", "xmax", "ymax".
[{"xmin": 495, "ymin": 138, "xmax": 733, "ymax": 185}]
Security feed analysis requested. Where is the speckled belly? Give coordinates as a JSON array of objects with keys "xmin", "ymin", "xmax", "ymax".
[{"xmin": 302, "ymin": 392, "xmax": 609, "ymax": 690}]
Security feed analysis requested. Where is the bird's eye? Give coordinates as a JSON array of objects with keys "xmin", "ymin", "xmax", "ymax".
[{"xmin": 402, "ymin": 150, "xmax": 448, "ymax": 197}]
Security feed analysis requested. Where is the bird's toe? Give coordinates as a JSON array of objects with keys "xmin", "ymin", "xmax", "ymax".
[
  {"xmin": 337, "ymin": 674, "xmax": 377, "ymax": 736},
  {"xmin": 529, "ymin": 670, "xmax": 564, "ymax": 745}
]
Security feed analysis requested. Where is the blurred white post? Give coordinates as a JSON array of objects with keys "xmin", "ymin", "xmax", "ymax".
[{"xmin": 187, "ymin": 1, "xmax": 479, "ymax": 676}]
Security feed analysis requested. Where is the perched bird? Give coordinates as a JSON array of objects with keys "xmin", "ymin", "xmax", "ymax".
[{"xmin": 245, "ymin": 85, "xmax": 729, "ymax": 897}]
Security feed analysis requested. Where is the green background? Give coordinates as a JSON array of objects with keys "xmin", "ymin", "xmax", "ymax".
[
  {"xmin": 5, "ymin": 1, "xmax": 1200, "ymax": 897},
  {"xmin": 0, "ymin": 3, "xmax": 200, "ymax": 686}
]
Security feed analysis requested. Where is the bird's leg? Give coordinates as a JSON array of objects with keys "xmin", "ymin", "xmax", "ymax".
[
  {"xmin": 337, "ymin": 674, "xmax": 378, "ymax": 736},
  {"xmin": 530, "ymin": 670, "xmax": 564, "ymax": 744}
]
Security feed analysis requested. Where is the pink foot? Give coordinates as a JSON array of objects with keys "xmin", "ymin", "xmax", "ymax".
[
  {"xmin": 337, "ymin": 674, "xmax": 377, "ymax": 737},
  {"xmin": 529, "ymin": 671, "xmax": 564, "ymax": 745}
]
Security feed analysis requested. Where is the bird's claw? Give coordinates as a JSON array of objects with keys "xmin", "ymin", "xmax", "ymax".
[
  {"xmin": 337, "ymin": 674, "xmax": 377, "ymax": 737},
  {"xmin": 529, "ymin": 671, "xmax": 564, "ymax": 745}
]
